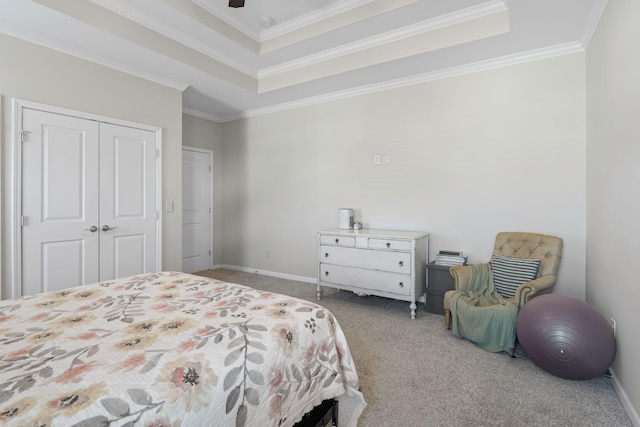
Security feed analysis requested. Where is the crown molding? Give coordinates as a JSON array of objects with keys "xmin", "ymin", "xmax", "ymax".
[
  {"xmin": 579, "ymin": 0, "xmax": 608, "ymax": 48},
  {"xmin": 259, "ymin": 0, "xmax": 418, "ymax": 54},
  {"xmin": 92, "ymin": 0, "xmax": 257, "ymax": 77},
  {"xmin": 182, "ymin": 107, "xmax": 225, "ymax": 123},
  {"xmin": 0, "ymin": 18, "xmax": 189, "ymax": 91},
  {"xmin": 258, "ymin": 0, "xmax": 507, "ymax": 78},
  {"xmin": 259, "ymin": 0, "xmax": 376, "ymax": 42},
  {"xmin": 191, "ymin": 0, "xmax": 374, "ymax": 43},
  {"xmin": 162, "ymin": 0, "xmax": 259, "ymax": 55},
  {"xmin": 223, "ymin": 41, "xmax": 583, "ymax": 122}
]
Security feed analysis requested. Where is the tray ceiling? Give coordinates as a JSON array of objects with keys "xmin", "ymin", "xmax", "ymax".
[{"xmin": 0, "ymin": 0, "xmax": 606, "ymax": 121}]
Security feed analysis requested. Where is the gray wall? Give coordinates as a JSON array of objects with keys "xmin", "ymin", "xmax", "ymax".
[
  {"xmin": 587, "ymin": 0, "xmax": 640, "ymax": 421},
  {"xmin": 221, "ymin": 53, "xmax": 587, "ymax": 300},
  {"xmin": 0, "ymin": 33, "xmax": 184, "ymax": 298}
]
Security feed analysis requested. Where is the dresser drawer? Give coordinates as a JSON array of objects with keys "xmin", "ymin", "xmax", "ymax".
[
  {"xmin": 320, "ymin": 264, "xmax": 411, "ymax": 296},
  {"xmin": 319, "ymin": 235, "xmax": 356, "ymax": 247},
  {"xmin": 368, "ymin": 238, "xmax": 412, "ymax": 251},
  {"xmin": 320, "ymin": 245, "xmax": 411, "ymax": 274}
]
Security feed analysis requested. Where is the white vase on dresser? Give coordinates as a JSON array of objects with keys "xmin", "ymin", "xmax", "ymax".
[{"xmin": 317, "ymin": 228, "xmax": 429, "ymax": 319}]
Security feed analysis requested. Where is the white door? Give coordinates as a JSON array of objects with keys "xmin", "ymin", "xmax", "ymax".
[
  {"xmin": 21, "ymin": 109, "xmax": 158, "ymax": 295},
  {"xmin": 21, "ymin": 109, "xmax": 100, "ymax": 295},
  {"xmin": 182, "ymin": 148, "xmax": 212, "ymax": 273},
  {"xmin": 99, "ymin": 123, "xmax": 158, "ymax": 280}
]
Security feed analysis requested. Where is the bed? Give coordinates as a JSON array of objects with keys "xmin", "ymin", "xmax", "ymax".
[{"xmin": 0, "ymin": 271, "xmax": 366, "ymax": 426}]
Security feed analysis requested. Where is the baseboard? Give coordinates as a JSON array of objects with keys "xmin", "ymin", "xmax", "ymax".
[
  {"xmin": 213, "ymin": 264, "xmax": 317, "ymax": 284},
  {"xmin": 611, "ymin": 368, "xmax": 640, "ymax": 426}
]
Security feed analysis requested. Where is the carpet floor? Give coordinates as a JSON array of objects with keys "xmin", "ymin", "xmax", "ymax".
[{"xmin": 193, "ymin": 268, "xmax": 632, "ymax": 427}]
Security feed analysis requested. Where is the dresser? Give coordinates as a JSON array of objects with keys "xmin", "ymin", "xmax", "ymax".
[{"xmin": 317, "ymin": 228, "xmax": 429, "ymax": 319}]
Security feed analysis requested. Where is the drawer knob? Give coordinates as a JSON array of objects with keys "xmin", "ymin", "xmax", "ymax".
[
  {"xmin": 325, "ymin": 271, "xmax": 329, "ymax": 276},
  {"xmin": 386, "ymin": 242, "xmax": 391, "ymax": 248},
  {"xmin": 324, "ymin": 252, "xmax": 329, "ymax": 258},
  {"xmin": 335, "ymin": 238, "xmax": 339, "ymax": 244},
  {"xmin": 398, "ymin": 282, "xmax": 404, "ymax": 288},
  {"xmin": 398, "ymin": 260, "xmax": 404, "ymax": 267}
]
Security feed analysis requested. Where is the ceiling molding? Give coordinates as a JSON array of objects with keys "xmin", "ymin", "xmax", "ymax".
[
  {"xmin": 191, "ymin": 0, "xmax": 374, "ymax": 42},
  {"xmin": 0, "ymin": 17, "xmax": 190, "ymax": 91},
  {"xmin": 221, "ymin": 41, "xmax": 584, "ymax": 123},
  {"xmin": 34, "ymin": 0, "xmax": 257, "ymax": 91},
  {"xmin": 259, "ymin": 0, "xmax": 417, "ymax": 54},
  {"xmin": 257, "ymin": 8, "xmax": 509, "ymax": 93},
  {"xmin": 579, "ymin": 0, "xmax": 608, "ymax": 48},
  {"xmin": 258, "ymin": 0, "xmax": 508, "ymax": 79},
  {"xmin": 92, "ymin": 0, "xmax": 257, "ymax": 77},
  {"xmin": 182, "ymin": 107, "xmax": 225, "ymax": 123},
  {"xmin": 162, "ymin": 0, "xmax": 259, "ymax": 54},
  {"xmin": 259, "ymin": 0, "xmax": 376, "ymax": 41}
]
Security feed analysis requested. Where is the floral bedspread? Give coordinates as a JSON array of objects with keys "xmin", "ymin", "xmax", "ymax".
[{"xmin": 0, "ymin": 272, "xmax": 365, "ymax": 426}]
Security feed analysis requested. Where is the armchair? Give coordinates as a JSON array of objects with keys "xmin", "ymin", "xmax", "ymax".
[{"xmin": 444, "ymin": 232, "xmax": 563, "ymax": 331}]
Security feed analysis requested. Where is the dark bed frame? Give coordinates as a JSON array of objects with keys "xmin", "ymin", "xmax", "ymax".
[{"xmin": 294, "ymin": 399, "xmax": 338, "ymax": 427}]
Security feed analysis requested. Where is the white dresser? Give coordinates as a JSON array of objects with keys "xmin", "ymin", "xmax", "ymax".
[{"xmin": 317, "ymin": 228, "xmax": 429, "ymax": 319}]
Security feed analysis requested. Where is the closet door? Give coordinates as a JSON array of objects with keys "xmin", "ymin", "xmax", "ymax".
[
  {"xmin": 21, "ymin": 109, "xmax": 100, "ymax": 295},
  {"xmin": 20, "ymin": 109, "xmax": 159, "ymax": 296},
  {"xmin": 99, "ymin": 123, "xmax": 157, "ymax": 280}
]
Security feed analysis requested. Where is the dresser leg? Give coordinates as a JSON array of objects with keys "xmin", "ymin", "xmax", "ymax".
[
  {"xmin": 316, "ymin": 285, "xmax": 322, "ymax": 300},
  {"xmin": 410, "ymin": 301, "xmax": 417, "ymax": 319}
]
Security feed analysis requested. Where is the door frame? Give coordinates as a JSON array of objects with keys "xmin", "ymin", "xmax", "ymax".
[
  {"xmin": 10, "ymin": 98, "xmax": 163, "ymax": 298},
  {"xmin": 182, "ymin": 146, "xmax": 214, "ymax": 270}
]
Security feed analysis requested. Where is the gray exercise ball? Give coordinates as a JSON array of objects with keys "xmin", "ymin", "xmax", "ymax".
[{"xmin": 516, "ymin": 294, "xmax": 616, "ymax": 380}]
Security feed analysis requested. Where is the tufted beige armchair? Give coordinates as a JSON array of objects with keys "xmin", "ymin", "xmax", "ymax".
[{"xmin": 444, "ymin": 232, "xmax": 563, "ymax": 330}]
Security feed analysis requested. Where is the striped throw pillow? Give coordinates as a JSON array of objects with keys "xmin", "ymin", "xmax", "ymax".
[{"xmin": 490, "ymin": 254, "xmax": 540, "ymax": 299}]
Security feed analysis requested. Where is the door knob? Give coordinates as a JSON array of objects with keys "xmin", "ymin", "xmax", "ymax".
[
  {"xmin": 84, "ymin": 225, "xmax": 98, "ymax": 232},
  {"xmin": 101, "ymin": 225, "xmax": 118, "ymax": 231}
]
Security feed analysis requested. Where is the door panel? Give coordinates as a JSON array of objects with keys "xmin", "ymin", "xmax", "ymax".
[
  {"xmin": 182, "ymin": 149, "xmax": 212, "ymax": 273},
  {"xmin": 21, "ymin": 109, "xmax": 100, "ymax": 296},
  {"xmin": 183, "ymin": 223, "xmax": 202, "ymax": 259},
  {"xmin": 113, "ymin": 234, "xmax": 146, "ymax": 279},
  {"xmin": 99, "ymin": 123, "xmax": 157, "ymax": 280},
  {"xmin": 42, "ymin": 129, "xmax": 85, "ymax": 220},
  {"xmin": 42, "ymin": 240, "xmax": 85, "ymax": 293}
]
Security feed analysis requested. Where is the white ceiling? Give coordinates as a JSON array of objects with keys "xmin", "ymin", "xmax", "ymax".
[{"xmin": 0, "ymin": 0, "xmax": 606, "ymax": 122}]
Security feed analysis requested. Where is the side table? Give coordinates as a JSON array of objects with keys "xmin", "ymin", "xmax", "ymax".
[{"xmin": 426, "ymin": 262, "xmax": 455, "ymax": 315}]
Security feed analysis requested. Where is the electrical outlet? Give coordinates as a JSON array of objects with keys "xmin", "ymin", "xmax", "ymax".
[
  {"xmin": 610, "ymin": 317, "xmax": 616, "ymax": 337},
  {"xmin": 265, "ymin": 248, "xmax": 271, "ymax": 258},
  {"xmin": 374, "ymin": 154, "xmax": 381, "ymax": 165}
]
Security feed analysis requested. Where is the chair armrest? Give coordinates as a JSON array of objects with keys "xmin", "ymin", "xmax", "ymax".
[
  {"xmin": 449, "ymin": 265, "xmax": 472, "ymax": 292},
  {"xmin": 450, "ymin": 263, "xmax": 489, "ymax": 292},
  {"xmin": 514, "ymin": 275, "xmax": 556, "ymax": 308}
]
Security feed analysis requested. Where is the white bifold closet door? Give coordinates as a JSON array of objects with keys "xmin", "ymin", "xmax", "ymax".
[{"xmin": 21, "ymin": 108, "xmax": 157, "ymax": 296}]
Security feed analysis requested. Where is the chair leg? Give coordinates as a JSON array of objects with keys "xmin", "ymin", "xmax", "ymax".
[
  {"xmin": 445, "ymin": 309, "xmax": 451, "ymax": 330},
  {"xmin": 509, "ymin": 337, "xmax": 519, "ymax": 358}
]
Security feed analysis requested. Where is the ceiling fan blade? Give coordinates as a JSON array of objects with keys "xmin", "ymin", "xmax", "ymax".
[{"xmin": 229, "ymin": 0, "xmax": 245, "ymax": 7}]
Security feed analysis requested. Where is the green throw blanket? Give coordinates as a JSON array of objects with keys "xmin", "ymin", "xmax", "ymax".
[{"xmin": 450, "ymin": 263, "xmax": 518, "ymax": 353}]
